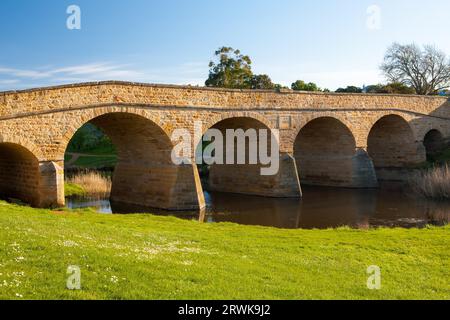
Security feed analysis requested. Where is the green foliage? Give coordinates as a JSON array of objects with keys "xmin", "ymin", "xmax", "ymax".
[
  {"xmin": 0, "ymin": 201, "xmax": 448, "ymax": 300},
  {"xmin": 366, "ymin": 82, "xmax": 415, "ymax": 94},
  {"xmin": 336, "ymin": 86, "xmax": 363, "ymax": 93},
  {"xmin": 291, "ymin": 80, "xmax": 322, "ymax": 92},
  {"xmin": 72, "ymin": 155, "xmax": 117, "ymax": 168},
  {"xmin": 205, "ymin": 47, "xmax": 277, "ymax": 90},
  {"xmin": 205, "ymin": 47, "xmax": 253, "ymax": 89},
  {"xmin": 249, "ymin": 74, "xmax": 275, "ymax": 90},
  {"xmin": 64, "ymin": 183, "xmax": 86, "ymax": 197},
  {"xmin": 67, "ymin": 124, "xmax": 116, "ymax": 154}
]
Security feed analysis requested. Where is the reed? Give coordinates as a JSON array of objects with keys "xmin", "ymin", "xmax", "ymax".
[
  {"xmin": 409, "ymin": 165, "xmax": 450, "ymax": 200},
  {"xmin": 67, "ymin": 171, "xmax": 112, "ymax": 198}
]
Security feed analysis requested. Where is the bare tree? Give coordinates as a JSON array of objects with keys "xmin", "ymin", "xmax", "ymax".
[{"xmin": 381, "ymin": 43, "xmax": 450, "ymax": 95}]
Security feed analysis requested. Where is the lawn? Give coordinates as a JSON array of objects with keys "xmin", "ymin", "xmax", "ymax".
[
  {"xmin": 0, "ymin": 201, "xmax": 448, "ymax": 300},
  {"xmin": 71, "ymin": 155, "xmax": 117, "ymax": 168}
]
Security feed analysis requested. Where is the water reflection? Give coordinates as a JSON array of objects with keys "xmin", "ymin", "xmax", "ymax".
[{"xmin": 66, "ymin": 185, "xmax": 450, "ymax": 230}]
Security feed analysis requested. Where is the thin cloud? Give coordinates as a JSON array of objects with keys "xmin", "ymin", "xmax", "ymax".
[
  {"xmin": 0, "ymin": 79, "xmax": 20, "ymax": 85},
  {"xmin": 0, "ymin": 61, "xmax": 209, "ymax": 90},
  {"xmin": 0, "ymin": 62, "xmax": 144, "ymax": 88},
  {"xmin": 0, "ymin": 61, "xmax": 384, "ymax": 91},
  {"xmin": 0, "ymin": 67, "xmax": 51, "ymax": 79},
  {"xmin": 0, "ymin": 63, "xmax": 142, "ymax": 80}
]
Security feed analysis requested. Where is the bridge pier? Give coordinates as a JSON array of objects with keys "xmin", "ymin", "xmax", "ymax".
[
  {"xmin": 39, "ymin": 161, "xmax": 65, "ymax": 208},
  {"xmin": 351, "ymin": 148, "xmax": 379, "ymax": 188},
  {"xmin": 110, "ymin": 162, "xmax": 205, "ymax": 211},
  {"xmin": 208, "ymin": 152, "xmax": 302, "ymax": 198},
  {"xmin": 371, "ymin": 142, "xmax": 426, "ymax": 182},
  {"xmin": 168, "ymin": 163, "xmax": 206, "ymax": 210}
]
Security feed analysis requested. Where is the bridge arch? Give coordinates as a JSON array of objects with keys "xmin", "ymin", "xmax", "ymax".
[
  {"xmin": 198, "ymin": 115, "xmax": 300, "ymax": 197},
  {"xmin": 63, "ymin": 110, "xmax": 204, "ymax": 210},
  {"xmin": 57, "ymin": 107, "xmax": 170, "ymax": 158},
  {"xmin": 0, "ymin": 134, "xmax": 44, "ymax": 161},
  {"xmin": 294, "ymin": 117, "xmax": 377, "ymax": 187},
  {"xmin": 367, "ymin": 114, "xmax": 426, "ymax": 180},
  {"xmin": 423, "ymin": 129, "xmax": 445, "ymax": 159},
  {"xmin": 201, "ymin": 112, "xmax": 274, "ymax": 137},
  {"xmin": 0, "ymin": 142, "xmax": 42, "ymax": 206}
]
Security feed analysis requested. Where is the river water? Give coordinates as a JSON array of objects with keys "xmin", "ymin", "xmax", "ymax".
[{"xmin": 66, "ymin": 184, "xmax": 450, "ymax": 229}]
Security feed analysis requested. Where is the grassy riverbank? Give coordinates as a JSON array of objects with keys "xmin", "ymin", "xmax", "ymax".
[
  {"xmin": 64, "ymin": 183, "xmax": 86, "ymax": 197},
  {"xmin": 0, "ymin": 201, "xmax": 448, "ymax": 300}
]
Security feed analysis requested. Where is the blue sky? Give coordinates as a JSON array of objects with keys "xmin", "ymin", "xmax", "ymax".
[{"xmin": 0, "ymin": 0, "xmax": 449, "ymax": 91}]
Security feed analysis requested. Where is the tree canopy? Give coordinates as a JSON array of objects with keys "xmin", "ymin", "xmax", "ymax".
[
  {"xmin": 205, "ymin": 47, "xmax": 277, "ymax": 90},
  {"xmin": 335, "ymin": 86, "xmax": 362, "ymax": 93},
  {"xmin": 381, "ymin": 43, "xmax": 450, "ymax": 95},
  {"xmin": 249, "ymin": 74, "xmax": 275, "ymax": 90},
  {"xmin": 291, "ymin": 80, "xmax": 322, "ymax": 92},
  {"xmin": 365, "ymin": 82, "xmax": 415, "ymax": 95},
  {"xmin": 205, "ymin": 44, "xmax": 450, "ymax": 95}
]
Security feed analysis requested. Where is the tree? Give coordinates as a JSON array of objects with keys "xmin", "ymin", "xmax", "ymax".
[
  {"xmin": 381, "ymin": 43, "xmax": 450, "ymax": 95},
  {"xmin": 249, "ymin": 74, "xmax": 275, "ymax": 90},
  {"xmin": 335, "ymin": 86, "xmax": 362, "ymax": 93},
  {"xmin": 67, "ymin": 124, "xmax": 115, "ymax": 153},
  {"xmin": 205, "ymin": 47, "xmax": 253, "ymax": 89},
  {"xmin": 365, "ymin": 84, "xmax": 383, "ymax": 93},
  {"xmin": 380, "ymin": 82, "xmax": 415, "ymax": 94},
  {"xmin": 365, "ymin": 82, "xmax": 415, "ymax": 94},
  {"xmin": 291, "ymin": 80, "xmax": 321, "ymax": 92}
]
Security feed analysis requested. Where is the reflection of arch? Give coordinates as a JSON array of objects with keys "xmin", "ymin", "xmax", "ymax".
[
  {"xmin": 0, "ymin": 143, "xmax": 41, "ymax": 206},
  {"xmin": 294, "ymin": 117, "xmax": 357, "ymax": 187},
  {"xmin": 368, "ymin": 114, "xmax": 422, "ymax": 169},
  {"xmin": 423, "ymin": 129, "xmax": 445, "ymax": 159},
  {"xmin": 64, "ymin": 112, "xmax": 202, "ymax": 210}
]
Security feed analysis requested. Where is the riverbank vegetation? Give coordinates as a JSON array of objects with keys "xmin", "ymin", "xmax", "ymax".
[
  {"xmin": 66, "ymin": 171, "xmax": 112, "ymax": 198},
  {"xmin": 410, "ymin": 165, "xmax": 450, "ymax": 200},
  {"xmin": 0, "ymin": 201, "xmax": 448, "ymax": 300},
  {"xmin": 409, "ymin": 144, "xmax": 450, "ymax": 200},
  {"xmin": 64, "ymin": 183, "xmax": 86, "ymax": 197}
]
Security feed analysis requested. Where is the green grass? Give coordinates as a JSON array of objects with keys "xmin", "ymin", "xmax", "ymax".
[
  {"xmin": 64, "ymin": 154, "xmax": 73, "ymax": 163},
  {"xmin": 64, "ymin": 183, "xmax": 86, "ymax": 197},
  {"xmin": 0, "ymin": 201, "xmax": 448, "ymax": 300},
  {"xmin": 82, "ymin": 144, "xmax": 117, "ymax": 156},
  {"xmin": 72, "ymin": 155, "xmax": 117, "ymax": 168}
]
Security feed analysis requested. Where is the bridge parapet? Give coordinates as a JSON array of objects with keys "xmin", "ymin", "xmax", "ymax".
[{"xmin": 0, "ymin": 81, "xmax": 448, "ymax": 119}]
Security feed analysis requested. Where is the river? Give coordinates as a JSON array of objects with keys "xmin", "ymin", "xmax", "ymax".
[{"xmin": 66, "ymin": 184, "xmax": 449, "ymax": 229}]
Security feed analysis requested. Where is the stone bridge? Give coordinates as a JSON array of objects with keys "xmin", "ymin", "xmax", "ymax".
[{"xmin": 0, "ymin": 81, "xmax": 449, "ymax": 210}]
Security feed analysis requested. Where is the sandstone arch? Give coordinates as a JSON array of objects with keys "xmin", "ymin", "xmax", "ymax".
[
  {"xmin": 0, "ymin": 143, "xmax": 63, "ymax": 207},
  {"xmin": 65, "ymin": 112, "xmax": 204, "ymax": 210},
  {"xmin": 57, "ymin": 107, "xmax": 170, "ymax": 158},
  {"xmin": 423, "ymin": 129, "xmax": 445, "ymax": 159},
  {"xmin": 368, "ymin": 115, "xmax": 426, "ymax": 180},
  {"xmin": 294, "ymin": 117, "xmax": 377, "ymax": 188},
  {"xmin": 200, "ymin": 116, "xmax": 301, "ymax": 197}
]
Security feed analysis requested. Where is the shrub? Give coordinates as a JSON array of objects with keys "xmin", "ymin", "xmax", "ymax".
[
  {"xmin": 409, "ymin": 165, "xmax": 450, "ymax": 200},
  {"xmin": 66, "ymin": 171, "xmax": 112, "ymax": 198}
]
